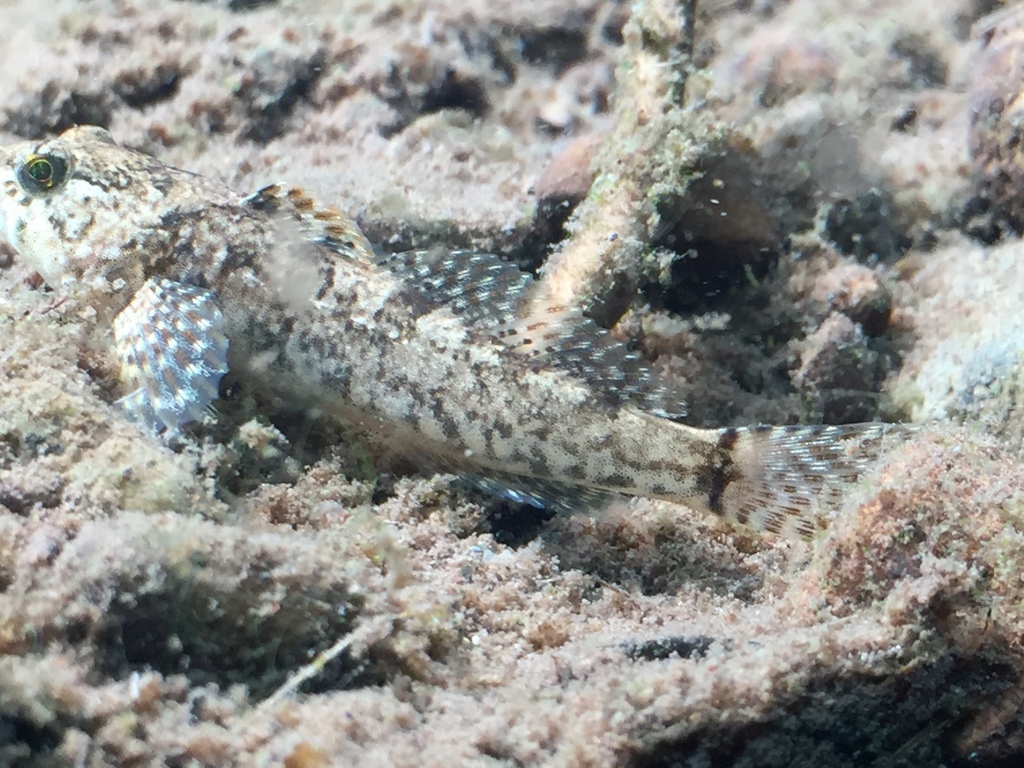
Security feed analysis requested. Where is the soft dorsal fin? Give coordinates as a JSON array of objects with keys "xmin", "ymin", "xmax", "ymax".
[
  {"xmin": 376, "ymin": 248, "xmax": 688, "ymax": 418},
  {"xmin": 495, "ymin": 299, "xmax": 687, "ymax": 419},
  {"xmin": 378, "ymin": 247, "xmax": 533, "ymax": 327}
]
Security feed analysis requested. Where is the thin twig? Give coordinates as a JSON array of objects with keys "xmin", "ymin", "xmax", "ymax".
[{"xmin": 256, "ymin": 633, "xmax": 355, "ymax": 713}]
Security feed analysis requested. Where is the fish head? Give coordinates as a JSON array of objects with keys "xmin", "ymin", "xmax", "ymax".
[{"xmin": 0, "ymin": 125, "xmax": 230, "ymax": 292}]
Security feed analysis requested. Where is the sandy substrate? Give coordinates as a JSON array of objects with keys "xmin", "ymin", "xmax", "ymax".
[{"xmin": 1, "ymin": 0, "xmax": 1023, "ymax": 766}]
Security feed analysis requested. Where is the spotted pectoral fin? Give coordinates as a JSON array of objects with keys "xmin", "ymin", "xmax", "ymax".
[{"xmin": 112, "ymin": 278, "xmax": 229, "ymax": 433}]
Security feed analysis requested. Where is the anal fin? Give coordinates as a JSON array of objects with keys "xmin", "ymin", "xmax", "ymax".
[{"xmin": 461, "ymin": 470, "xmax": 625, "ymax": 514}]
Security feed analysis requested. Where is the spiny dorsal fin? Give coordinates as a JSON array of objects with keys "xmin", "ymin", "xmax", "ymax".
[
  {"xmin": 244, "ymin": 184, "xmax": 377, "ymax": 264},
  {"xmin": 377, "ymin": 248, "xmax": 687, "ymax": 417},
  {"xmin": 378, "ymin": 247, "xmax": 533, "ymax": 326}
]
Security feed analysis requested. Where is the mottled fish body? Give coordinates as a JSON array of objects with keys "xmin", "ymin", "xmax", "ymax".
[{"xmin": 0, "ymin": 127, "xmax": 905, "ymax": 539}]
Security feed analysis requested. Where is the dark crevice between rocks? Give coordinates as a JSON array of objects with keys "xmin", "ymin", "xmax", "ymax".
[
  {"xmin": 645, "ymin": 238, "xmax": 777, "ymax": 316},
  {"xmin": 419, "ymin": 68, "xmax": 490, "ymax": 117},
  {"xmin": 0, "ymin": 482, "xmax": 63, "ymax": 517},
  {"xmin": 628, "ymin": 653, "xmax": 1022, "ymax": 768},
  {"xmin": 91, "ymin": 568, "xmax": 373, "ymax": 700},
  {"xmin": 113, "ymin": 63, "xmax": 185, "ymax": 109},
  {"xmin": 517, "ymin": 23, "xmax": 591, "ymax": 75},
  {"xmin": 457, "ymin": 28, "xmax": 519, "ymax": 85},
  {"xmin": 175, "ymin": 0, "xmax": 280, "ymax": 9},
  {"xmin": 4, "ymin": 85, "xmax": 116, "ymax": 140},
  {"xmin": 512, "ymin": 194, "xmax": 581, "ymax": 274},
  {"xmin": 512, "ymin": 134, "xmax": 603, "ymax": 274},
  {"xmin": 0, "ymin": 716, "xmax": 63, "ymax": 768},
  {"xmin": 4, "ymin": 62, "xmax": 188, "ymax": 139},
  {"xmin": 483, "ymin": 499, "xmax": 559, "ymax": 548},
  {"xmin": 891, "ymin": 32, "xmax": 949, "ymax": 89},
  {"xmin": 226, "ymin": 0, "xmax": 279, "ymax": 9},
  {"xmin": 822, "ymin": 188, "xmax": 913, "ymax": 264},
  {"xmin": 622, "ymin": 635, "xmax": 717, "ymax": 662},
  {"xmin": 238, "ymin": 49, "xmax": 326, "ymax": 144},
  {"xmin": 958, "ymin": 193, "xmax": 1022, "ymax": 244},
  {"xmin": 378, "ymin": 66, "xmax": 490, "ymax": 139}
]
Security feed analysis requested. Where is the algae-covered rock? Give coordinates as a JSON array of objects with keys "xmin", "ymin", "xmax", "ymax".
[{"xmin": 895, "ymin": 236, "xmax": 1024, "ymax": 452}]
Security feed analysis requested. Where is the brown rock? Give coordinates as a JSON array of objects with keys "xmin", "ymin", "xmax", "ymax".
[
  {"xmin": 730, "ymin": 35, "xmax": 837, "ymax": 107},
  {"xmin": 518, "ymin": 132, "xmax": 604, "ymax": 266},
  {"xmin": 534, "ymin": 131, "xmax": 603, "ymax": 204},
  {"xmin": 968, "ymin": 6, "xmax": 1024, "ymax": 230},
  {"xmin": 810, "ymin": 261, "xmax": 893, "ymax": 336},
  {"xmin": 657, "ymin": 146, "xmax": 782, "ymax": 257},
  {"xmin": 793, "ymin": 313, "xmax": 885, "ymax": 422}
]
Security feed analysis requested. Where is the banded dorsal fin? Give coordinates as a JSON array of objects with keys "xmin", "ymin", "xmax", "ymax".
[
  {"xmin": 378, "ymin": 247, "xmax": 532, "ymax": 326},
  {"xmin": 244, "ymin": 184, "xmax": 377, "ymax": 265}
]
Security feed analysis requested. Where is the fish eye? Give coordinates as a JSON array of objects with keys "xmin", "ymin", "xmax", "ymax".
[{"xmin": 18, "ymin": 153, "xmax": 69, "ymax": 193}]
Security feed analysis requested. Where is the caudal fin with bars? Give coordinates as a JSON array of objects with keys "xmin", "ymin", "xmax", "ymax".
[{"xmin": 719, "ymin": 423, "xmax": 915, "ymax": 540}]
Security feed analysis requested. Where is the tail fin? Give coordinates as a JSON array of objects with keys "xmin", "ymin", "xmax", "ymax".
[{"xmin": 718, "ymin": 423, "xmax": 915, "ymax": 540}]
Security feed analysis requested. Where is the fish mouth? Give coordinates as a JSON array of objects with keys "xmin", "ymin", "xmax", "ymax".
[
  {"xmin": 0, "ymin": 143, "xmax": 33, "ymax": 251},
  {"xmin": 0, "ymin": 186, "xmax": 17, "ymax": 253},
  {"xmin": 0, "ymin": 192, "xmax": 11, "ymax": 252},
  {"xmin": 0, "ymin": 154, "xmax": 15, "ymax": 250}
]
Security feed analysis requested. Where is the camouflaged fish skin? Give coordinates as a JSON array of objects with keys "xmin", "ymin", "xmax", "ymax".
[{"xmin": 0, "ymin": 127, "xmax": 908, "ymax": 539}]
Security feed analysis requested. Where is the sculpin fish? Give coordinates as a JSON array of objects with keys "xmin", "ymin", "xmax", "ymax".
[{"xmin": 0, "ymin": 126, "xmax": 907, "ymax": 539}]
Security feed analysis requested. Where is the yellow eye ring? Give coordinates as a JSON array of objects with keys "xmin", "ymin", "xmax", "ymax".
[{"xmin": 19, "ymin": 153, "xmax": 68, "ymax": 192}]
